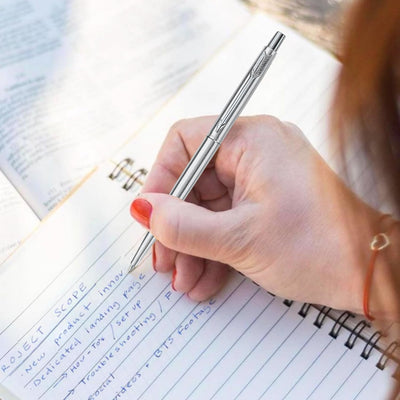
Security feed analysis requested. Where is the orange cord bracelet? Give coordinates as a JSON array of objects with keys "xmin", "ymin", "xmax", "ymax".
[{"xmin": 363, "ymin": 232, "xmax": 390, "ymax": 321}]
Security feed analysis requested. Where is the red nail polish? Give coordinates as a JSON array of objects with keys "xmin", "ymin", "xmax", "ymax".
[
  {"xmin": 171, "ymin": 268, "xmax": 177, "ymax": 291},
  {"xmin": 152, "ymin": 245, "xmax": 157, "ymax": 272},
  {"xmin": 130, "ymin": 198, "xmax": 152, "ymax": 229}
]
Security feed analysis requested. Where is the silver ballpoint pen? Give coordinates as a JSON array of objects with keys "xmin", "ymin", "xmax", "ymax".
[{"xmin": 128, "ymin": 31, "xmax": 285, "ymax": 273}]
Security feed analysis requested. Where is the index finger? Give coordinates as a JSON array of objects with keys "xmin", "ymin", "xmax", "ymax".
[{"xmin": 142, "ymin": 116, "xmax": 222, "ymax": 195}]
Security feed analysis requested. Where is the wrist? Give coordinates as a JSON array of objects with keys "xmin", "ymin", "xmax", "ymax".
[
  {"xmin": 331, "ymin": 201, "xmax": 380, "ymax": 315},
  {"xmin": 366, "ymin": 216, "xmax": 400, "ymax": 321}
]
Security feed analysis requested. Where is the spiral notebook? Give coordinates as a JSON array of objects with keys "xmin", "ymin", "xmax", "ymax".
[
  {"xmin": 0, "ymin": 160, "xmax": 398, "ymax": 400},
  {"xmin": 0, "ymin": 11, "xmax": 399, "ymax": 400}
]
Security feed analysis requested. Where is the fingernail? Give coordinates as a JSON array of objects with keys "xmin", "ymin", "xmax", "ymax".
[
  {"xmin": 130, "ymin": 198, "xmax": 152, "ymax": 229},
  {"xmin": 171, "ymin": 268, "xmax": 177, "ymax": 291},
  {"xmin": 152, "ymin": 245, "xmax": 157, "ymax": 272}
]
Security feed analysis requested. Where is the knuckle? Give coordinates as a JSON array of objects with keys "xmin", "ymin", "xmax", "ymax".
[
  {"xmin": 250, "ymin": 115, "xmax": 288, "ymax": 141},
  {"xmin": 251, "ymin": 115, "xmax": 307, "ymax": 145},
  {"xmin": 283, "ymin": 121, "xmax": 302, "ymax": 135},
  {"xmin": 257, "ymin": 114, "xmax": 283, "ymax": 129},
  {"xmin": 167, "ymin": 117, "xmax": 201, "ymax": 146},
  {"xmin": 167, "ymin": 119, "xmax": 187, "ymax": 141},
  {"xmin": 169, "ymin": 118, "xmax": 187, "ymax": 134},
  {"xmin": 282, "ymin": 121, "xmax": 310, "ymax": 145},
  {"xmin": 283, "ymin": 120, "xmax": 299, "ymax": 130}
]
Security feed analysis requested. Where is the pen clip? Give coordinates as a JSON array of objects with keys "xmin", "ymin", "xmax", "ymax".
[{"xmin": 251, "ymin": 51, "xmax": 271, "ymax": 78}]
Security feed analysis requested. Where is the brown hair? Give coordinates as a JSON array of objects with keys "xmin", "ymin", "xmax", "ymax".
[
  {"xmin": 333, "ymin": 0, "xmax": 400, "ymax": 211},
  {"xmin": 333, "ymin": 0, "xmax": 400, "ymax": 397}
]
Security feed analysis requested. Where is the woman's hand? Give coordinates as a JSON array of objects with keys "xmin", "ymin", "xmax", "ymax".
[{"xmin": 130, "ymin": 115, "xmax": 383, "ymax": 314}]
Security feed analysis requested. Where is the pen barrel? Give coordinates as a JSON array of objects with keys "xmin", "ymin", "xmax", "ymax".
[
  {"xmin": 129, "ymin": 32, "xmax": 284, "ymax": 272},
  {"xmin": 170, "ymin": 137, "xmax": 220, "ymax": 200},
  {"xmin": 208, "ymin": 47, "xmax": 276, "ymax": 144}
]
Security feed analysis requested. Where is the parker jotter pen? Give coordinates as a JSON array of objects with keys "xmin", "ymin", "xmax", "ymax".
[{"xmin": 128, "ymin": 31, "xmax": 285, "ymax": 273}]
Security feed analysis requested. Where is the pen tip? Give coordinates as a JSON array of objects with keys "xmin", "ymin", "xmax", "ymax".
[
  {"xmin": 127, "ymin": 263, "xmax": 136, "ymax": 274},
  {"xmin": 127, "ymin": 252, "xmax": 141, "ymax": 274}
]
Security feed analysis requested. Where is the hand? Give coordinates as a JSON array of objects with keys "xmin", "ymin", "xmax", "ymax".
[{"xmin": 130, "ymin": 115, "xmax": 383, "ymax": 314}]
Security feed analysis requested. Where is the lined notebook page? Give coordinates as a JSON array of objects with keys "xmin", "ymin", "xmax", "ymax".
[{"xmin": 0, "ymin": 164, "xmax": 396, "ymax": 399}]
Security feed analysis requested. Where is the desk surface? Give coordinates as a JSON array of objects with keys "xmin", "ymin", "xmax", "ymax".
[{"xmin": 245, "ymin": 0, "xmax": 352, "ymax": 57}]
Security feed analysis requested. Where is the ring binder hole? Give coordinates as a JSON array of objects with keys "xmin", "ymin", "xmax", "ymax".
[
  {"xmin": 345, "ymin": 320, "xmax": 369, "ymax": 349},
  {"xmin": 361, "ymin": 331, "xmax": 382, "ymax": 360},
  {"xmin": 298, "ymin": 303, "xmax": 311, "ymax": 317},
  {"xmin": 283, "ymin": 299, "xmax": 293, "ymax": 307},
  {"xmin": 314, "ymin": 306, "xmax": 331, "ymax": 328},
  {"xmin": 109, "ymin": 158, "xmax": 134, "ymax": 180},
  {"xmin": 329, "ymin": 311, "xmax": 354, "ymax": 339},
  {"xmin": 123, "ymin": 168, "xmax": 147, "ymax": 190},
  {"xmin": 377, "ymin": 341, "xmax": 399, "ymax": 370}
]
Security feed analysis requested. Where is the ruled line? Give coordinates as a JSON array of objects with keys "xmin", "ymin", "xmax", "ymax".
[
  {"xmin": 257, "ymin": 329, "xmax": 319, "ymax": 399},
  {"xmin": 281, "ymin": 338, "xmax": 333, "ymax": 399},
  {"xmin": 352, "ymin": 369, "xmax": 377, "ymax": 400},
  {"xmin": 233, "ymin": 317, "xmax": 305, "ymax": 399},
  {"xmin": 185, "ymin": 295, "xmax": 275, "ymax": 399},
  {"xmin": 210, "ymin": 306, "xmax": 291, "ymax": 400},
  {"xmin": 329, "ymin": 359, "xmax": 363, "ymax": 400},
  {"xmin": 159, "ymin": 286, "xmax": 261, "ymax": 400}
]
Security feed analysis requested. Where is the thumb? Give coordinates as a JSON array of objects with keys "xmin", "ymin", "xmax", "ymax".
[{"xmin": 130, "ymin": 193, "xmax": 240, "ymax": 262}]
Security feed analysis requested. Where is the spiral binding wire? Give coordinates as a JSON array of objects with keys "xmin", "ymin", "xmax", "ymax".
[
  {"xmin": 109, "ymin": 158, "xmax": 134, "ymax": 180},
  {"xmin": 314, "ymin": 306, "xmax": 332, "ymax": 328},
  {"xmin": 283, "ymin": 300, "xmax": 399, "ymax": 374},
  {"xmin": 329, "ymin": 311, "xmax": 354, "ymax": 338},
  {"xmin": 377, "ymin": 341, "xmax": 400, "ymax": 370},
  {"xmin": 283, "ymin": 299, "xmax": 293, "ymax": 307},
  {"xmin": 298, "ymin": 303, "xmax": 311, "ymax": 317},
  {"xmin": 345, "ymin": 320, "xmax": 370, "ymax": 349},
  {"xmin": 361, "ymin": 330, "xmax": 382, "ymax": 360},
  {"xmin": 123, "ymin": 168, "xmax": 147, "ymax": 190},
  {"xmin": 109, "ymin": 158, "xmax": 148, "ymax": 191}
]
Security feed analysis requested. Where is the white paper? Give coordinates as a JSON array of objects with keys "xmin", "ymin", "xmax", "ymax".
[
  {"xmin": 0, "ymin": 0, "xmax": 249, "ymax": 217},
  {"xmin": 0, "ymin": 170, "xmax": 38, "ymax": 263}
]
